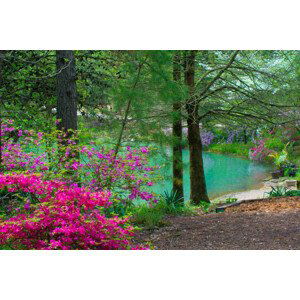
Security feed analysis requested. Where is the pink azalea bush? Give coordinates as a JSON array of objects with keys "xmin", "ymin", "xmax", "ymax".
[
  {"xmin": 0, "ymin": 119, "xmax": 156, "ymax": 249},
  {"xmin": 249, "ymin": 139, "xmax": 272, "ymax": 161},
  {"xmin": 0, "ymin": 120, "xmax": 158, "ymax": 204},
  {"xmin": 0, "ymin": 120, "xmax": 48, "ymax": 172},
  {"xmin": 0, "ymin": 173, "xmax": 147, "ymax": 250}
]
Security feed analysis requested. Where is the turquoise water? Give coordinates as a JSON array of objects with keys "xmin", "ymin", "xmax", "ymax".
[{"xmin": 151, "ymin": 149, "xmax": 270, "ymax": 200}]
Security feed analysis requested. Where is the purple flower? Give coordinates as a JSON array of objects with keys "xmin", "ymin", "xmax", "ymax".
[{"xmin": 201, "ymin": 131, "xmax": 215, "ymax": 146}]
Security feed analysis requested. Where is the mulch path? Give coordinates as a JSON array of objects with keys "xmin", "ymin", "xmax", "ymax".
[{"xmin": 136, "ymin": 197, "xmax": 300, "ymax": 250}]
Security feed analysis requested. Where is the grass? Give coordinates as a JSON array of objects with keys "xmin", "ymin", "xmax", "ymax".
[
  {"xmin": 129, "ymin": 196, "xmax": 239, "ymax": 230},
  {"xmin": 129, "ymin": 199, "xmax": 197, "ymax": 229},
  {"xmin": 207, "ymin": 142, "xmax": 252, "ymax": 158}
]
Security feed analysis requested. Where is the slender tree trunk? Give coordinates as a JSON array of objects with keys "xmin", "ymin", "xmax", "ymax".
[
  {"xmin": 56, "ymin": 50, "xmax": 79, "ymax": 181},
  {"xmin": 114, "ymin": 62, "xmax": 143, "ymax": 158},
  {"xmin": 184, "ymin": 51, "xmax": 209, "ymax": 204},
  {"xmin": 0, "ymin": 51, "xmax": 4, "ymax": 172},
  {"xmin": 172, "ymin": 51, "xmax": 184, "ymax": 202},
  {"xmin": 243, "ymin": 129, "xmax": 248, "ymax": 144},
  {"xmin": 56, "ymin": 50, "xmax": 78, "ymax": 137},
  {"xmin": 0, "ymin": 117, "xmax": 2, "ymax": 172}
]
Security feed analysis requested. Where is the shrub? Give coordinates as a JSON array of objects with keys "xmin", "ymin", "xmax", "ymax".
[
  {"xmin": 200, "ymin": 131, "xmax": 215, "ymax": 147},
  {"xmin": 208, "ymin": 143, "xmax": 252, "ymax": 157},
  {"xmin": 225, "ymin": 197, "xmax": 238, "ymax": 204},
  {"xmin": 130, "ymin": 198, "xmax": 196, "ymax": 229},
  {"xmin": 285, "ymin": 190, "xmax": 300, "ymax": 197},
  {"xmin": 199, "ymin": 200, "xmax": 211, "ymax": 213},
  {"xmin": 266, "ymin": 186, "xmax": 290, "ymax": 198},
  {"xmin": 0, "ymin": 173, "xmax": 147, "ymax": 250},
  {"xmin": 161, "ymin": 189, "xmax": 184, "ymax": 208},
  {"xmin": 0, "ymin": 120, "xmax": 158, "ymax": 207},
  {"xmin": 0, "ymin": 120, "xmax": 48, "ymax": 172},
  {"xmin": 130, "ymin": 203, "xmax": 166, "ymax": 229},
  {"xmin": 249, "ymin": 140, "xmax": 272, "ymax": 161},
  {"xmin": 264, "ymin": 138, "xmax": 284, "ymax": 152}
]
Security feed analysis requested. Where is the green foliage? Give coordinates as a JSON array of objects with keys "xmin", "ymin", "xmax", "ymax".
[
  {"xmin": 225, "ymin": 197, "xmax": 238, "ymax": 204},
  {"xmin": 161, "ymin": 189, "xmax": 183, "ymax": 208},
  {"xmin": 294, "ymin": 171, "xmax": 300, "ymax": 181},
  {"xmin": 267, "ymin": 186, "xmax": 289, "ymax": 197},
  {"xmin": 129, "ymin": 199, "xmax": 196, "ymax": 229},
  {"xmin": 129, "ymin": 204, "xmax": 166, "ymax": 229},
  {"xmin": 265, "ymin": 186, "xmax": 300, "ymax": 198},
  {"xmin": 103, "ymin": 200, "xmax": 132, "ymax": 218},
  {"xmin": 208, "ymin": 143, "xmax": 252, "ymax": 157},
  {"xmin": 264, "ymin": 138, "xmax": 285, "ymax": 152},
  {"xmin": 285, "ymin": 190, "xmax": 300, "ymax": 197},
  {"xmin": 0, "ymin": 188, "xmax": 39, "ymax": 219},
  {"xmin": 268, "ymin": 142, "xmax": 290, "ymax": 167},
  {"xmin": 199, "ymin": 200, "xmax": 211, "ymax": 213}
]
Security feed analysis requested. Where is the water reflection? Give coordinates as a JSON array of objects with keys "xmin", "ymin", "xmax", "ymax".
[{"xmin": 151, "ymin": 150, "xmax": 270, "ymax": 200}]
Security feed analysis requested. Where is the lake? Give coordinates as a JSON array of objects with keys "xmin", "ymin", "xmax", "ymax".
[{"xmin": 150, "ymin": 149, "xmax": 270, "ymax": 200}]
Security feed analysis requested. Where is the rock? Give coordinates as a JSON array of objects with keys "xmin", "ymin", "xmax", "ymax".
[{"xmin": 284, "ymin": 180, "xmax": 297, "ymax": 189}]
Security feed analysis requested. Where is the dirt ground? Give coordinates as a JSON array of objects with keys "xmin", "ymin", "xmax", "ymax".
[{"xmin": 136, "ymin": 197, "xmax": 300, "ymax": 250}]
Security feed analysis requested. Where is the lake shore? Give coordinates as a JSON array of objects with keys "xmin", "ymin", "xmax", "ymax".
[
  {"xmin": 212, "ymin": 185, "xmax": 271, "ymax": 202},
  {"xmin": 213, "ymin": 177, "xmax": 297, "ymax": 202}
]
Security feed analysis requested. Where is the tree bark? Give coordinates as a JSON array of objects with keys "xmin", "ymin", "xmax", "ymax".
[
  {"xmin": 55, "ymin": 50, "xmax": 79, "ymax": 182},
  {"xmin": 0, "ymin": 51, "xmax": 4, "ymax": 171},
  {"xmin": 184, "ymin": 50, "xmax": 209, "ymax": 204},
  {"xmin": 172, "ymin": 51, "xmax": 184, "ymax": 202},
  {"xmin": 243, "ymin": 129, "xmax": 248, "ymax": 144},
  {"xmin": 56, "ymin": 50, "xmax": 78, "ymax": 137}
]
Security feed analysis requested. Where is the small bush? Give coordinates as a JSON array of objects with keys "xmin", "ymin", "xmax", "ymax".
[
  {"xmin": 130, "ymin": 203, "xmax": 166, "ymax": 229},
  {"xmin": 266, "ymin": 186, "xmax": 293, "ymax": 198},
  {"xmin": 208, "ymin": 143, "xmax": 252, "ymax": 157},
  {"xmin": 199, "ymin": 201, "xmax": 211, "ymax": 213},
  {"xmin": 130, "ymin": 199, "xmax": 196, "ymax": 229},
  {"xmin": 161, "ymin": 190, "xmax": 184, "ymax": 208},
  {"xmin": 285, "ymin": 190, "xmax": 300, "ymax": 197},
  {"xmin": 225, "ymin": 197, "xmax": 238, "ymax": 204},
  {"xmin": 265, "ymin": 138, "xmax": 285, "ymax": 152}
]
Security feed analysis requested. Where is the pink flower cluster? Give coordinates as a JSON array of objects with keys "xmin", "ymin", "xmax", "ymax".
[
  {"xmin": 76, "ymin": 146, "xmax": 157, "ymax": 203},
  {"xmin": 0, "ymin": 173, "xmax": 111, "ymax": 210},
  {"xmin": 249, "ymin": 139, "xmax": 272, "ymax": 161},
  {"xmin": 0, "ymin": 120, "xmax": 158, "ymax": 204},
  {"xmin": 1, "ymin": 120, "xmax": 47, "ymax": 172},
  {"xmin": 0, "ymin": 173, "xmax": 147, "ymax": 250}
]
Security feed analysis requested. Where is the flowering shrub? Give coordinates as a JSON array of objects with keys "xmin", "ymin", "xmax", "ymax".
[
  {"xmin": 0, "ymin": 173, "xmax": 146, "ymax": 250},
  {"xmin": 0, "ymin": 120, "xmax": 158, "ymax": 205},
  {"xmin": 76, "ymin": 146, "xmax": 157, "ymax": 203},
  {"xmin": 0, "ymin": 119, "xmax": 156, "ymax": 249},
  {"xmin": 226, "ymin": 129, "xmax": 254, "ymax": 144},
  {"xmin": 200, "ymin": 131, "xmax": 215, "ymax": 147},
  {"xmin": 182, "ymin": 127, "xmax": 215, "ymax": 146},
  {"xmin": 0, "ymin": 120, "xmax": 48, "ymax": 172},
  {"xmin": 226, "ymin": 130, "xmax": 238, "ymax": 144},
  {"xmin": 249, "ymin": 139, "xmax": 272, "ymax": 161}
]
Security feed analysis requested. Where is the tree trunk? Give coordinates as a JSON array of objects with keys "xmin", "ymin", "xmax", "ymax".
[
  {"xmin": 0, "ymin": 51, "xmax": 4, "ymax": 171},
  {"xmin": 56, "ymin": 50, "xmax": 78, "ymax": 137},
  {"xmin": 243, "ymin": 129, "xmax": 248, "ymax": 144},
  {"xmin": 56, "ymin": 50, "xmax": 79, "ymax": 181},
  {"xmin": 0, "ymin": 118, "xmax": 2, "ymax": 172},
  {"xmin": 184, "ymin": 51, "xmax": 209, "ymax": 204},
  {"xmin": 172, "ymin": 51, "xmax": 184, "ymax": 202}
]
